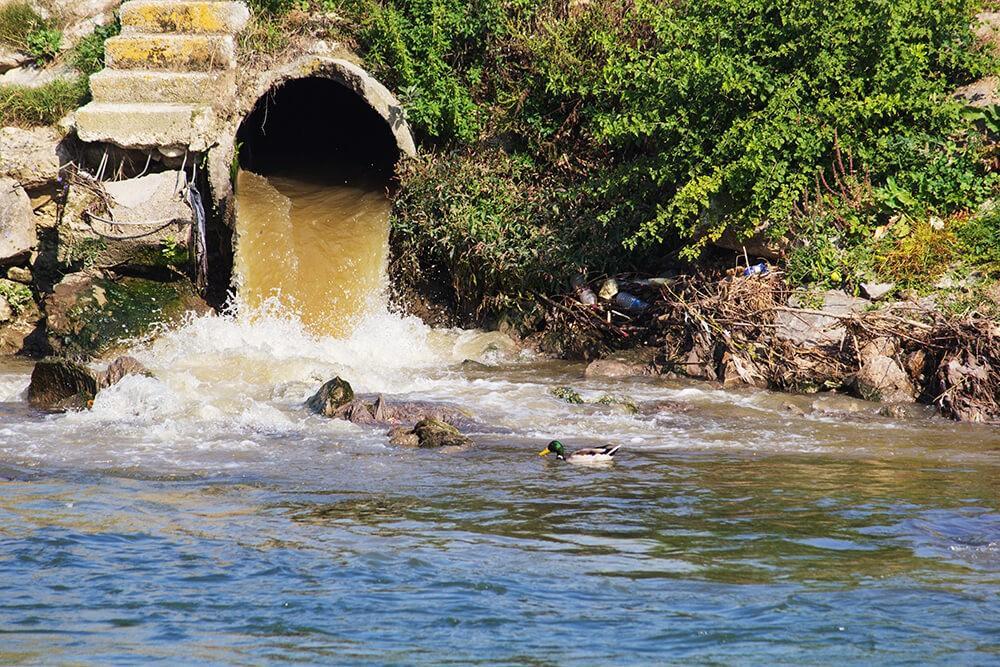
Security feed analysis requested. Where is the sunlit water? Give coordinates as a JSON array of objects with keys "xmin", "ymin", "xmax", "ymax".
[
  {"xmin": 0, "ymin": 173, "xmax": 997, "ymax": 663},
  {"xmin": 233, "ymin": 169, "xmax": 390, "ymax": 335}
]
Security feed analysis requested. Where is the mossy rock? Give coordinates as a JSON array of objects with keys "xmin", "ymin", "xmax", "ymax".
[
  {"xmin": 44, "ymin": 271, "xmax": 209, "ymax": 358},
  {"xmin": 550, "ymin": 386, "xmax": 584, "ymax": 404},
  {"xmin": 306, "ymin": 377, "xmax": 355, "ymax": 416},
  {"xmin": 412, "ymin": 418, "xmax": 472, "ymax": 448}
]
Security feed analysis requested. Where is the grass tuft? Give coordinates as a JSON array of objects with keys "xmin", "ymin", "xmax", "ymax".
[
  {"xmin": 0, "ymin": 76, "xmax": 88, "ymax": 127},
  {"xmin": 0, "ymin": 1, "xmax": 44, "ymax": 50}
]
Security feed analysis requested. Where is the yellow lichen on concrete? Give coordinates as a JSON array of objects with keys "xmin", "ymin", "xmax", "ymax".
[
  {"xmin": 105, "ymin": 35, "xmax": 235, "ymax": 71},
  {"xmin": 121, "ymin": 2, "xmax": 249, "ymax": 35},
  {"xmin": 130, "ymin": 5, "xmax": 226, "ymax": 33}
]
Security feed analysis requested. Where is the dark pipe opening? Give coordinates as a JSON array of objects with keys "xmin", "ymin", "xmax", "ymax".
[
  {"xmin": 211, "ymin": 77, "xmax": 403, "ymax": 307},
  {"xmin": 236, "ymin": 77, "xmax": 400, "ymax": 181}
]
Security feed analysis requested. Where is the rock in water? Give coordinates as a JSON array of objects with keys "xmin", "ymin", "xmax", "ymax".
[
  {"xmin": 583, "ymin": 359, "xmax": 648, "ymax": 379},
  {"xmin": 853, "ymin": 338, "xmax": 916, "ymax": 403},
  {"xmin": 28, "ymin": 355, "xmax": 156, "ymax": 412},
  {"xmin": 388, "ymin": 426, "xmax": 420, "ymax": 447},
  {"xmin": 306, "ymin": 377, "xmax": 355, "ymax": 416},
  {"xmin": 28, "ymin": 358, "xmax": 100, "ymax": 412},
  {"xmin": 98, "ymin": 356, "xmax": 152, "ymax": 389},
  {"xmin": 412, "ymin": 418, "xmax": 472, "ymax": 448}
]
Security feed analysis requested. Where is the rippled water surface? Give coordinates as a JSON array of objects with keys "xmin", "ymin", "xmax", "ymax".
[
  {"xmin": 2, "ymin": 318, "xmax": 998, "ymax": 664},
  {"xmin": 0, "ymin": 173, "xmax": 997, "ymax": 664}
]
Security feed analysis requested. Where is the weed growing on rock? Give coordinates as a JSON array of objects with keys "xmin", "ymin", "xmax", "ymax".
[
  {"xmin": 73, "ymin": 20, "xmax": 120, "ymax": 76},
  {"xmin": 24, "ymin": 26, "xmax": 60, "ymax": 62}
]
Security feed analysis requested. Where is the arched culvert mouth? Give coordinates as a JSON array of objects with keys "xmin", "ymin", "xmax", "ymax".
[{"xmin": 237, "ymin": 75, "xmax": 401, "ymax": 181}]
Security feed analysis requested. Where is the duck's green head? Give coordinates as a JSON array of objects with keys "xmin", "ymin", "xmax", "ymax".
[{"xmin": 538, "ymin": 440, "xmax": 565, "ymax": 459}]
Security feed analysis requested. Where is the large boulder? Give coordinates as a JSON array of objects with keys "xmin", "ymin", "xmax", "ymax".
[
  {"xmin": 27, "ymin": 355, "xmax": 153, "ymax": 412},
  {"xmin": 0, "ymin": 178, "xmax": 36, "ymax": 265},
  {"xmin": 27, "ymin": 358, "xmax": 99, "ymax": 412},
  {"xmin": 44, "ymin": 271, "xmax": 210, "ymax": 358},
  {"xmin": 853, "ymin": 338, "xmax": 916, "ymax": 403},
  {"xmin": 0, "ymin": 127, "xmax": 68, "ymax": 191}
]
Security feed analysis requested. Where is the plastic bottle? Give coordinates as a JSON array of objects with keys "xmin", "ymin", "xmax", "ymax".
[
  {"xmin": 742, "ymin": 261, "xmax": 768, "ymax": 277},
  {"xmin": 571, "ymin": 274, "xmax": 597, "ymax": 305},
  {"xmin": 612, "ymin": 291, "xmax": 649, "ymax": 313}
]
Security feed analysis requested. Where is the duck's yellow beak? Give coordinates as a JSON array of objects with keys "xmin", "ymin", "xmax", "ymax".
[{"xmin": 538, "ymin": 448, "xmax": 551, "ymax": 456}]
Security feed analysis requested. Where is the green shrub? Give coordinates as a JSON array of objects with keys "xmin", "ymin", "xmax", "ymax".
[
  {"xmin": 355, "ymin": 0, "xmax": 518, "ymax": 143},
  {"xmin": 392, "ymin": 147, "xmax": 653, "ymax": 318},
  {"xmin": 239, "ymin": 10, "xmax": 290, "ymax": 57},
  {"xmin": 0, "ymin": 76, "xmax": 89, "ymax": 127},
  {"xmin": 244, "ymin": 0, "xmax": 299, "ymax": 16},
  {"xmin": 0, "ymin": 279, "xmax": 32, "ymax": 315},
  {"xmin": 367, "ymin": 0, "xmax": 997, "ymax": 313},
  {"xmin": 73, "ymin": 20, "xmax": 120, "ymax": 76},
  {"xmin": 25, "ymin": 26, "xmax": 60, "ymax": 62},
  {"xmin": 955, "ymin": 208, "xmax": 1000, "ymax": 274}
]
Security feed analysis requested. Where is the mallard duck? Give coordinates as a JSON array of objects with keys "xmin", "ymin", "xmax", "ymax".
[{"xmin": 538, "ymin": 440, "xmax": 621, "ymax": 465}]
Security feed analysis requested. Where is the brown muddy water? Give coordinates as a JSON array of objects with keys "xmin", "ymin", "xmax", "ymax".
[{"xmin": 0, "ymin": 171, "xmax": 996, "ymax": 664}]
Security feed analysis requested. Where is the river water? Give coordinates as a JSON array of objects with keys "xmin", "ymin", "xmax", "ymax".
[{"xmin": 0, "ymin": 172, "xmax": 997, "ymax": 664}]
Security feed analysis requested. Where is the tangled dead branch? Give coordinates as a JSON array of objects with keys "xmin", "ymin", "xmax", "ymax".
[{"xmin": 544, "ymin": 269, "xmax": 1000, "ymax": 423}]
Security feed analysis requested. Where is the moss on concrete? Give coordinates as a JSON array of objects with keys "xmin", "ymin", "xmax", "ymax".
[{"xmin": 47, "ymin": 274, "xmax": 208, "ymax": 357}]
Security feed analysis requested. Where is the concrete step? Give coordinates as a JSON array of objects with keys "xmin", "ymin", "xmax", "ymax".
[
  {"xmin": 104, "ymin": 34, "xmax": 236, "ymax": 71},
  {"xmin": 89, "ymin": 69, "xmax": 236, "ymax": 105},
  {"xmin": 75, "ymin": 102, "xmax": 216, "ymax": 151},
  {"xmin": 120, "ymin": 1, "xmax": 250, "ymax": 35}
]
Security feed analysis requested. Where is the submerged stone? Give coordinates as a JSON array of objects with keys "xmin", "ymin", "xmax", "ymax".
[
  {"xmin": 583, "ymin": 358, "xmax": 650, "ymax": 379},
  {"xmin": 411, "ymin": 418, "xmax": 472, "ymax": 449},
  {"xmin": 550, "ymin": 386, "xmax": 584, "ymax": 404},
  {"xmin": 98, "ymin": 356, "xmax": 152, "ymax": 389}
]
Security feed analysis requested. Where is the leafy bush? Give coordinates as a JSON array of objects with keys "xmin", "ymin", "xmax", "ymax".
[
  {"xmin": 0, "ymin": 279, "xmax": 32, "ymax": 315},
  {"xmin": 292, "ymin": 0, "xmax": 998, "ymax": 315},
  {"xmin": 354, "ymin": 0, "xmax": 516, "ymax": 143},
  {"xmin": 0, "ymin": 76, "xmax": 89, "ymax": 127},
  {"xmin": 391, "ymin": 146, "xmax": 657, "ymax": 319},
  {"xmin": 25, "ymin": 26, "xmax": 60, "ymax": 62},
  {"xmin": 955, "ymin": 207, "xmax": 1000, "ymax": 274},
  {"xmin": 244, "ymin": 0, "xmax": 300, "ymax": 17},
  {"xmin": 73, "ymin": 20, "xmax": 120, "ymax": 76}
]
